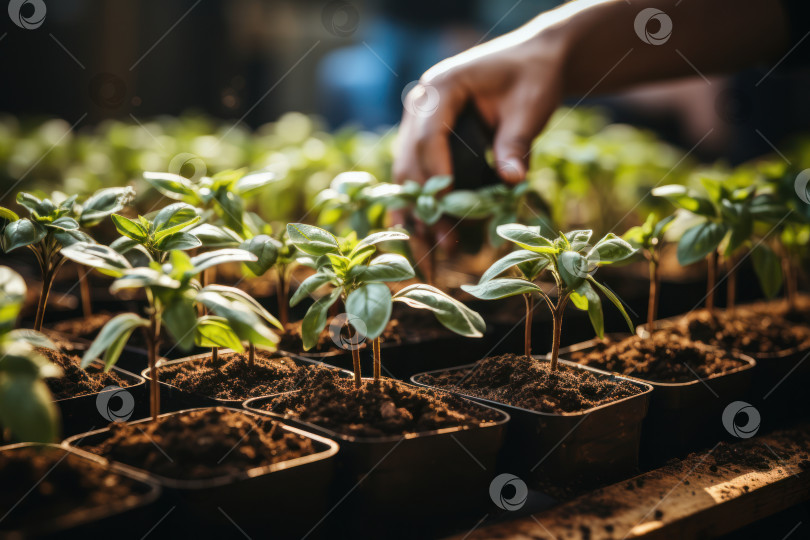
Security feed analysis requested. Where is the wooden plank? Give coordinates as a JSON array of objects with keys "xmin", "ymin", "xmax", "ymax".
[{"xmin": 450, "ymin": 425, "xmax": 810, "ymax": 539}]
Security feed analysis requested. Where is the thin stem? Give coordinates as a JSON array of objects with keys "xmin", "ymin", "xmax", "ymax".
[
  {"xmin": 647, "ymin": 255, "xmax": 660, "ymax": 331},
  {"xmin": 706, "ymin": 250, "xmax": 717, "ymax": 312},
  {"xmin": 277, "ymin": 269, "xmax": 289, "ymax": 328},
  {"xmin": 372, "ymin": 337, "xmax": 381, "ymax": 382},
  {"xmin": 726, "ymin": 256, "xmax": 737, "ymax": 311},
  {"xmin": 145, "ymin": 313, "xmax": 160, "ymax": 421},
  {"xmin": 549, "ymin": 309, "xmax": 563, "ymax": 371},
  {"xmin": 34, "ymin": 252, "xmax": 65, "ymax": 332},
  {"xmin": 248, "ymin": 342, "xmax": 255, "ymax": 368},
  {"xmin": 523, "ymin": 293, "xmax": 534, "ymax": 358},
  {"xmin": 347, "ymin": 320, "xmax": 361, "ymax": 388},
  {"xmin": 79, "ymin": 265, "xmax": 92, "ymax": 319}
]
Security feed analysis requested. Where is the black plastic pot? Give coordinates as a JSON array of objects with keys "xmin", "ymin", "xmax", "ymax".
[
  {"xmin": 559, "ymin": 335, "xmax": 756, "ymax": 465},
  {"xmin": 63, "ymin": 407, "xmax": 339, "ymax": 538},
  {"xmin": 411, "ymin": 358, "xmax": 653, "ymax": 486},
  {"xmin": 141, "ymin": 350, "xmax": 353, "ymax": 413},
  {"xmin": 243, "ymin": 381, "xmax": 509, "ymax": 519},
  {"xmin": 0, "ymin": 442, "xmax": 160, "ymax": 538}
]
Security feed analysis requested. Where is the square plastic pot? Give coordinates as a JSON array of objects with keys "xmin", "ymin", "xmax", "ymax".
[
  {"xmin": 243, "ymin": 381, "xmax": 509, "ymax": 517},
  {"xmin": 559, "ymin": 334, "xmax": 756, "ymax": 465},
  {"xmin": 411, "ymin": 358, "xmax": 653, "ymax": 486},
  {"xmin": 0, "ymin": 442, "xmax": 160, "ymax": 537},
  {"xmin": 62, "ymin": 407, "xmax": 339, "ymax": 538}
]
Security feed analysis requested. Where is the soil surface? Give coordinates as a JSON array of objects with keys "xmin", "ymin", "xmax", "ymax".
[
  {"xmin": 84, "ymin": 408, "xmax": 317, "ymax": 480},
  {"xmin": 568, "ymin": 333, "xmax": 747, "ymax": 383},
  {"xmin": 50, "ymin": 312, "xmax": 115, "ymax": 340},
  {"xmin": 257, "ymin": 369, "xmax": 501, "ymax": 437},
  {"xmin": 40, "ymin": 334, "xmax": 136, "ymax": 399},
  {"xmin": 664, "ymin": 307, "xmax": 810, "ymax": 355},
  {"xmin": 157, "ymin": 351, "xmax": 340, "ymax": 400},
  {"xmin": 414, "ymin": 354, "xmax": 644, "ymax": 413},
  {"xmin": 0, "ymin": 446, "xmax": 146, "ymax": 532}
]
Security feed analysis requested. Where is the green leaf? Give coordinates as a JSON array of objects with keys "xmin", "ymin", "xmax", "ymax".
[
  {"xmin": 677, "ymin": 222, "xmax": 728, "ymax": 266},
  {"xmin": 479, "ymin": 250, "xmax": 548, "ymax": 284},
  {"xmin": 751, "ymin": 244, "xmax": 783, "ymax": 298},
  {"xmin": 53, "ymin": 229, "xmax": 92, "ymax": 248},
  {"xmin": 7, "ymin": 329, "xmax": 56, "ymax": 350},
  {"xmin": 199, "ymin": 284, "xmax": 282, "ymax": 329},
  {"xmin": 143, "ymin": 171, "xmax": 196, "ymax": 199},
  {"xmin": 286, "ymin": 223, "xmax": 340, "ymax": 256},
  {"xmin": 290, "ymin": 272, "xmax": 335, "ymax": 307},
  {"xmin": 196, "ymin": 292, "xmax": 279, "ymax": 348},
  {"xmin": 189, "ymin": 224, "xmax": 242, "ymax": 248},
  {"xmin": 422, "ymin": 175, "xmax": 453, "ymax": 195},
  {"xmin": 152, "ymin": 203, "xmax": 200, "ymax": 236},
  {"xmin": 111, "ymin": 214, "xmax": 148, "ymax": 242},
  {"xmin": 61, "ymin": 243, "xmax": 132, "ymax": 276},
  {"xmin": 215, "ymin": 190, "xmax": 245, "ymax": 232},
  {"xmin": 355, "ymin": 230, "xmax": 410, "ymax": 248},
  {"xmin": 652, "ymin": 214, "xmax": 675, "ymax": 240},
  {"xmin": 189, "ymin": 248, "xmax": 257, "ymax": 275},
  {"xmin": 652, "ymin": 185, "xmax": 716, "ymax": 217},
  {"xmin": 0, "ymin": 266, "xmax": 26, "ymax": 325},
  {"xmin": 496, "ymin": 224, "xmax": 556, "ymax": 253},
  {"xmin": 155, "ymin": 231, "xmax": 202, "ymax": 252},
  {"xmin": 48, "ymin": 217, "xmax": 80, "ymax": 231},
  {"xmin": 195, "ymin": 316, "xmax": 243, "ymax": 351},
  {"xmin": 359, "ymin": 254, "xmax": 415, "ymax": 282},
  {"xmin": 587, "ymin": 276, "xmax": 634, "ymax": 334},
  {"xmin": 557, "ymin": 251, "xmax": 589, "ymax": 289},
  {"xmin": 415, "ymin": 194, "xmax": 442, "ymax": 225},
  {"xmin": 234, "ymin": 171, "xmax": 277, "ymax": 194},
  {"xmin": 0, "ymin": 376, "xmax": 60, "ymax": 443},
  {"xmin": 81, "ymin": 313, "xmax": 149, "ymax": 370},
  {"xmin": 2, "ymin": 218, "xmax": 46, "ymax": 252},
  {"xmin": 79, "ymin": 187, "xmax": 135, "ymax": 227},
  {"xmin": 162, "ymin": 296, "xmax": 198, "ymax": 351},
  {"xmin": 0, "ymin": 206, "xmax": 20, "ymax": 222},
  {"xmin": 240, "ymin": 235, "xmax": 279, "ymax": 276},
  {"xmin": 393, "ymin": 284, "xmax": 485, "ymax": 337},
  {"xmin": 590, "ymin": 233, "xmax": 636, "ymax": 264},
  {"xmin": 571, "ymin": 281, "xmax": 604, "ymax": 338},
  {"xmin": 565, "ymin": 230, "xmax": 593, "ymax": 251},
  {"xmin": 461, "ymin": 278, "xmax": 542, "ymax": 300},
  {"xmin": 441, "ymin": 191, "xmax": 490, "ymax": 219},
  {"xmin": 110, "ymin": 268, "xmax": 182, "ymax": 293},
  {"xmin": 346, "ymin": 283, "xmax": 392, "ymax": 340},
  {"xmin": 15, "ymin": 192, "xmax": 43, "ymax": 214},
  {"xmin": 300, "ymin": 288, "xmax": 341, "ymax": 350}
]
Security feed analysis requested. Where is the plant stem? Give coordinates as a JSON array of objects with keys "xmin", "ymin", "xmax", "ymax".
[
  {"xmin": 79, "ymin": 265, "xmax": 92, "ymax": 319},
  {"xmin": 373, "ymin": 337, "xmax": 381, "ymax": 382},
  {"xmin": 726, "ymin": 256, "xmax": 737, "ymax": 311},
  {"xmin": 248, "ymin": 342, "xmax": 255, "ymax": 368},
  {"xmin": 347, "ymin": 319, "xmax": 361, "ymax": 388},
  {"xmin": 647, "ymin": 256, "xmax": 660, "ymax": 332},
  {"xmin": 277, "ymin": 269, "xmax": 289, "ymax": 328},
  {"xmin": 145, "ymin": 313, "xmax": 160, "ymax": 421},
  {"xmin": 706, "ymin": 251, "xmax": 717, "ymax": 312},
  {"xmin": 34, "ymin": 253, "xmax": 66, "ymax": 332},
  {"xmin": 523, "ymin": 293, "xmax": 534, "ymax": 358},
  {"xmin": 549, "ymin": 309, "xmax": 563, "ymax": 371}
]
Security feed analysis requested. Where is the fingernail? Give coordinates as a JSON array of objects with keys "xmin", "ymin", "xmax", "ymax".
[{"xmin": 497, "ymin": 159, "xmax": 525, "ymax": 184}]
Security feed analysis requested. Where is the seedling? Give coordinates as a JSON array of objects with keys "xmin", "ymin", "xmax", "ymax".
[
  {"xmin": 473, "ymin": 183, "xmax": 554, "ymax": 248},
  {"xmin": 462, "ymin": 225, "xmax": 636, "ymax": 370},
  {"xmin": 0, "ymin": 188, "xmax": 132, "ymax": 331},
  {"xmin": 312, "ymin": 172, "xmax": 398, "ymax": 237},
  {"xmin": 287, "ymin": 224, "xmax": 485, "ymax": 387},
  {"xmin": 61, "ymin": 244, "xmax": 281, "ymax": 420},
  {"xmin": 0, "ymin": 266, "xmax": 61, "ymax": 443},
  {"xmin": 109, "ymin": 202, "xmax": 203, "ymax": 263},
  {"xmin": 622, "ymin": 212, "xmax": 674, "ymax": 331}
]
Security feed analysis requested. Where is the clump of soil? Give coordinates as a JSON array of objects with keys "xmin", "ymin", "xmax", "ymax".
[
  {"xmin": 157, "ymin": 351, "xmax": 339, "ymax": 400},
  {"xmin": 0, "ymin": 446, "xmax": 146, "ymax": 532},
  {"xmin": 416, "ymin": 354, "xmax": 643, "ymax": 413},
  {"xmin": 668, "ymin": 307, "xmax": 810, "ymax": 355},
  {"xmin": 569, "ymin": 333, "xmax": 747, "ymax": 383},
  {"xmin": 259, "ymin": 370, "xmax": 501, "ymax": 437},
  {"xmin": 49, "ymin": 312, "xmax": 115, "ymax": 340},
  {"xmin": 84, "ymin": 408, "xmax": 317, "ymax": 480},
  {"xmin": 40, "ymin": 347, "xmax": 135, "ymax": 400}
]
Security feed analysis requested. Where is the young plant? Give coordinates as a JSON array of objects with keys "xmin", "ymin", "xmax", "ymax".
[
  {"xmin": 109, "ymin": 202, "xmax": 203, "ymax": 263},
  {"xmin": 61, "ymin": 244, "xmax": 281, "ymax": 420},
  {"xmin": 473, "ymin": 182, "xmax": 554, "ymax": 248},
  {"xmin": 462, "ymin": 225, "xmax": 636, "ymax": 370},
  {"xmin": 287, "ymin": 224, "xmax": 485, "ymax": 386},
  {"xmin": 622, "ymin": 212, "xmax": 674, "ymax": 331},
  {"xmin": 312, "ymin": 172, "xmax": 398, "ymax": 237},
  {"xmin": 0, "ymin": 266, "xmax": 62, "ymax": 443}
]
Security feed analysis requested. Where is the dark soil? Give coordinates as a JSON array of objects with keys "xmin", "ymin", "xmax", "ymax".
[
  {"xmin": 414, "ymin": 354, "xmax": 644, "ymax": 414},
  {"xmin": 157, "ymin": 351, "xmax": 340, "ymax": 400},
  {"xmin": 49, "ymin": 312, "xmax": 115, "ymax": 340},
  {"xmin": 666, "ymin": 307, "xmax": 810, "ymax": 355},
  {"xmin": 40, "ymin": 339, "xmax": 136, "ymax": 400},
  {"xmin": 84, "ymin": 408, "xmax": 317, "ymax": 480},
  {"xmin": 568, "ymin": 333, "xmax": 747, "ymax": 383},
  {"xmin": 0, "ymin": 446, "xmax": 146, "ymax": 532},
  {"xmin": 258, "ymin": 369, "xmax": 501, "ymax": 437}
]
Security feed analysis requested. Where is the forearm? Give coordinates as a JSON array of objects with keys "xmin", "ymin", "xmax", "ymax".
[{"xmin": 530, "ymin": 0, "xmax": 790, "ymax": 95}]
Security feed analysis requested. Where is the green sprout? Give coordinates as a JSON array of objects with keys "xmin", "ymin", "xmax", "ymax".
[
  {"xmin": 0, "ymin": 266, "xmax": 62, "ymax": 443},
  {"xmin": 312, "ymin": 172, "xmax": 398, "ymax": 237},
  {"xmin": 61, "ymin": 244, "xmax": 281, "ymax": 420},
  {"xmin": 109, "ymin": 202, "xmax": 203, "ymax": 263},
  {"xmin": 287, "ymin": 224, "xmax": 485, "ymax": 387},
  {"xmin": 462, "ymin": 225, "xmax": 636, "ymax": 370}
]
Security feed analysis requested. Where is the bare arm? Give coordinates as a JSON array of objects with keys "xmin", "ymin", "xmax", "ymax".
[{"xmin": 393, "ymin": 0, "xmax": 789, "ymax": 187}]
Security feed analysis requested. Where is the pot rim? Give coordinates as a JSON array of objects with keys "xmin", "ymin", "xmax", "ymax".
[
  {"xmin": 243, "ymin": 377, "xmax": 510, "ymax": 444},
  {"xmin": 559, "ymin": 333, "xmax": 757, "ymax": 387},
  {"xmin": 411, "ymin": 356, "xmax": 654, "ymax": 418},
  {"xmin": 61, "ymin": 407, "xmax": 339, "ymax": 490},
  {"xmin": 0, "ymin": 442, "xmax": 160, "ymax": 536}
]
